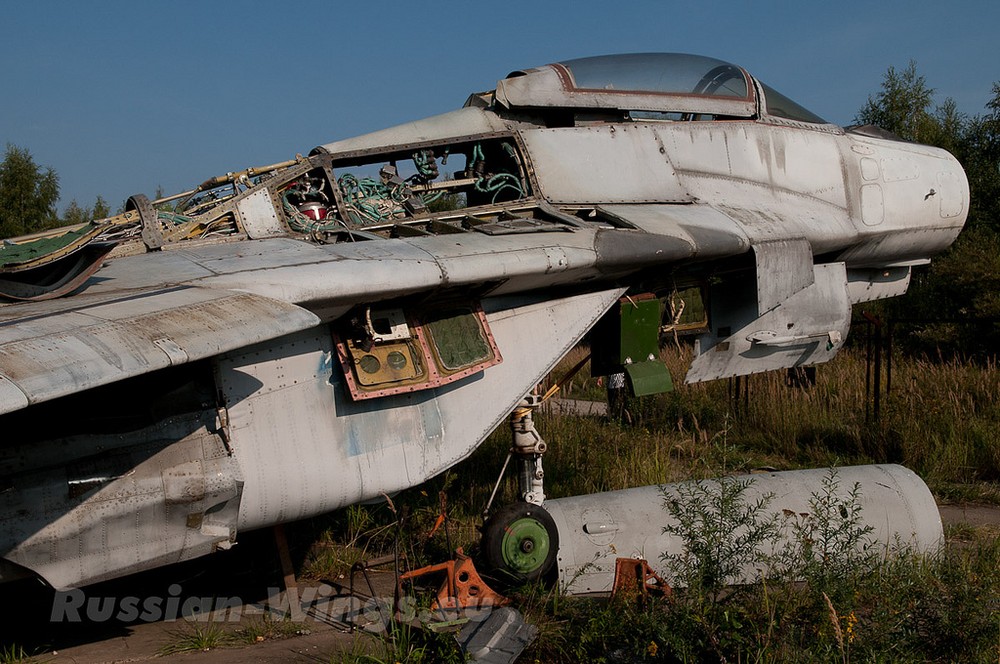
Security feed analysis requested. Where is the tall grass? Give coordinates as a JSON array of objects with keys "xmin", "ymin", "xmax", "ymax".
[
  {"xmin": 298, "ymin": 342, "xmax": 999, "ymax": 661},
  {"xmin": 304, "ymin": 343, "xmax": 998, "ymax": 580},
  {"xmin": 518, "ymin": 512, "xmax": 1000, "ymax": 663},
  {"xmin": 548, "ymin": 344, "xmax": 1000, "ymax": 498}
]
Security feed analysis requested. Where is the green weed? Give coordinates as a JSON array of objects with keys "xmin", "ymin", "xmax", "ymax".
[
  {"xmin": 158, "ymin": 621, "xmax": 233, "ymax": 655},
  {"xmin": 520, "ymin": 466, "xmax": 1000, "ymax": 663},
  {"xmin": 785, "ymin": 470, "xmax": 879, "ymax": 600},
  {"xmin": 0, "ymin": 645, "xmax": 40, "ymax": 664},
  {"xmin": 298, "ymin": 341, "xmax": 1000, "ymax": 661},
  {"xmin": 333, "ymin": 620, "xmax": 464, "ymax": 664},
  {"xmin": 549, "ymin": 344, "xmax": 1000, "ymax": 501},
  {"xmin": 661, "ymin": 476, "xmax": 780, "ymax": 594},
  {"xmin": 234, "ymin": 614, "xmax": 305, "ymax": 644}
]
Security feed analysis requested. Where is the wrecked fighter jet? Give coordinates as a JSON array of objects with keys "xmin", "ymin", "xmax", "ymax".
[{"xmin": 0, "ymin": 53, "xmax": 966, "ymax": 590}]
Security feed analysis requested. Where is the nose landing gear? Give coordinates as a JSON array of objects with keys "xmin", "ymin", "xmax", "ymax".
[{"xmin": 480, "ymin": 395, "xmax": 559, "ymax": 584}]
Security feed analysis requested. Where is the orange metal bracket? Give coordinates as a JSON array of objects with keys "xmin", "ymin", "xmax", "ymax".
[
  {"xmin": 611, "ymin": 557, "xmax": 672, "ymax": 604},
  {"xmin": 398, "ymin": 548, "xmax": 509, "ymax": 611}
]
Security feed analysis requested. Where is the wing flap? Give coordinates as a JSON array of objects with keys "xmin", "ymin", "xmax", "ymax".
[{"xmin": 0, "ymin": 287, "xmax": 320, "ymax": 415}]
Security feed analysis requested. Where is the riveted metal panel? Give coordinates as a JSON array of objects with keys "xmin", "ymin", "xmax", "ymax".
[
  {"xmin": 882, "ymin": 156, "xmax": 920, "ymax": 182},
  {"xmin": 237, "ymin": 188, "xmax": 286, "ymax": 239},
  {"xmin": 861, "ymin": 184, "xmax": 885, "ymax": 226},
  {"xmin": 0, "ymin": 288, "xmax": 319, "ymax": 414},
  {"xmin": 520, "ymin": 125, "xmax": 691, "ymax": 204},
  {"xmin": 753, "ymin": 239, "xmax": 814, "ymax": 313},
  {"xmin": 315, "ymin": 107, "xmax": 508, "ymax": 155},
  {"xmin": 847, "ymin": 267, "xmax": 912, "ymax": 303},
  {"xmin": 687, "ymin": 262, "xmax": 851, "ymax": 383},
  {"xmin": 0, "ymin": 419, "xmax": 243, "ymax": 589},
  {"xmin": 860, "ymin": 157, "xmax": 880, "ymax": 181},
  {"xmin": 937, "ymin": 171, "xmax": 966, "ymax": 218},
  {"xmin": 224, "ymin": 288, "xmax": 625, "ymax": 531},
  {"xmin": 597, "ymin": 204, "xmax": 748, "ymax": 260}
]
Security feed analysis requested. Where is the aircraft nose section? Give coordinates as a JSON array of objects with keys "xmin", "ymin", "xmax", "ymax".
[
  {"xmin": 858, "ymin": 142, "xmax": 969, "ymax": 261},
  {"xmin": 932, "ymin": 159, "xmax": 969, "ymax": 227}
]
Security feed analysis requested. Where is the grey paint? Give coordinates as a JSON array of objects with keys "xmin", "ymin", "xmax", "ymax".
[
  {"xmin": 219, "ymin": 288, "xmax": 624, "ymax": 533},
  {"xmin": 521, "ymin": 126, "xmax": 692, "ymax": 204},
  {"xmin": 546, "ymin": 465, "xmax": 942, "ymax": 595},
  {"xmin": 237, "ymin": 188, "xmax": 287, "ymax": 239},
  {"xmin": 0, "ymin": 287, "xmax": 319, "ymax": 415},
  {"xmin": 0, "ymin": 53, "xmax": 971, "ymax": 588},
  {"xmin": 0, "ymin": 414, "xmax": 243, "ymax": 589},
  {"xmin": 688, "ymin": 262, "xmax": 851, "ymax": 382}
]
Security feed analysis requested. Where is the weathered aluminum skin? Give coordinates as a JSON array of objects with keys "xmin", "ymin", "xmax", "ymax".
[
  {"xmin": 546, "ymin": 465, "xmax": 942, "ymax": 595},
  {"xmin": 74, "ymin": 230, "xmax": 692, "ymax": 306},
  {"xmin": 837, "ymin": 134, "xmax": 967, "ymax": 265},
  {"xmin": 237, "ymin": 188, "xmax": 287, "ymax": 239},
  {"xmin": 0, "ymin": 289, "xmax": 623, "ymax": 589},
  {"xmin": 0, "ymin": 412, "xmax": 243, "ymax": 589},
  {"xmin": 519, "ymin": 126, "xmax": 693, "ymax": 204},
  {"xmin": 0, "ymin": 53, "xmax": 970, "ymax": 588},
  {"xmin": 218, "ymin": 288, "xmax": 624, "ymax": 532},
  {"xmin": 0, "ymin": 287, "xmax": 319, "ymax": 415},
  {"xmin": 314, "ymin": 107, "xmax": 509, "ymax": 156},
  {"xmin": 688, "ymin": 260, "xmax": 852, "ymax": 382}
]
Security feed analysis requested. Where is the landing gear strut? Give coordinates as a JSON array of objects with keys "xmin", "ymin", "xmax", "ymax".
[
  {"xmin": 481, "ymin": 396, "xmax": 559, "ymax": 584},
  {"xmin": 511, "ymin": 394, "xmax": 547, "ymax": 505}
]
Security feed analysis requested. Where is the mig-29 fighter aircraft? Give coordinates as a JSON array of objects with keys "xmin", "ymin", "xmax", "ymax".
[{"xmin": 0, "ymin": 53, "xmax": 966, "ymax": 591}]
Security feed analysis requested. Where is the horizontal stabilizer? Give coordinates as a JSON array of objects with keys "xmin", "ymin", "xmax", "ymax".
[{"xmin": 0, "ymin": 287, "xmax": 320, "ymax": 415}]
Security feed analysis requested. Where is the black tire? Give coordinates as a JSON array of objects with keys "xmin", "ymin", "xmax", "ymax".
[{"xmin": 480, "ymin": 502, "xmax": 559, "ymax": 586}]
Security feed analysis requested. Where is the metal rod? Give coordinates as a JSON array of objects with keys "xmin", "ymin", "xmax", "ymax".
[
  {"xmin": 886, "ymin": 319, "xmax": 894, "ymax": 400},
  {"xmin": 483, "ymin": 452, "xmax": 513, "ymax": 518},
  {"xmin": 873, "ymin": 317, "xmax": 882, "ymax": 424},
  {"xmin": 864, "ymin": 319, "xmax": 872, "ymax": 422}
]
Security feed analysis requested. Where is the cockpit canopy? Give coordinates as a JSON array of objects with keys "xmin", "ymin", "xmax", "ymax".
[{"xmin": 492, "ymin": 52, "xmax": 826, "ymax": 125}]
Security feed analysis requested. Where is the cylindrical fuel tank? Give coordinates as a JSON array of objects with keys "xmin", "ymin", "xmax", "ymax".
[{"xmin": 544, "ymin": 464, "xmax": 942, "ymax": 595}]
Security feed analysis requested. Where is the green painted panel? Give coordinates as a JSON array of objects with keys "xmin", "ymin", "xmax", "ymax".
[
  {"xmin": 425, "ymin": 310, "xmax": 491, "ymax": 371},
  {"xmin": 0, "ymin": 223, "xmax": 100, "ymax": 268},
  {"xmin": 619, "ymin": 297, "xmax": 661, "ymax": 364},
  {"xmin": 625, "ymin": 361, "xmax": 674, "ymax": 396}
]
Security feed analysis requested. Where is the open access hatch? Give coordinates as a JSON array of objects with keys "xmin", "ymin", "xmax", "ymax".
[{"xmin": 333, "ymin": 303, "xmax": 502, "ymax": 400}]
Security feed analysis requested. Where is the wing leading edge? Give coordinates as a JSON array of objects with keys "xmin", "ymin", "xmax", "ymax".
[{"xmin": 0, "ymin": 286, "xmax": 320, "ymax": 415}]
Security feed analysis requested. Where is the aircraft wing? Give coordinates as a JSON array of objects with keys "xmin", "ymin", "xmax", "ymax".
[
  {"xmin": 82, "ymin": 222, "xmax": 705, "ymax": 306},
  {"xmin": 0, "ymin": 51, "xmax": 971, "ymax": 593},
  {"xmin": 0, "ymin": 186, "xmax": 916, "ymax": 418},
  {"xmin": 0, "ymin": 286, "xmax": 320, "ymax": 415},
  {"xmin": 0, "ymin": 211, "xmax": 721, "ymax": 420}
]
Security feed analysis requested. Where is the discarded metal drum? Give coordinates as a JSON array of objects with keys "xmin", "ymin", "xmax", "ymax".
[{"xmin": 544, "ymin": 464, "xmax": 942, "ymax": 595}]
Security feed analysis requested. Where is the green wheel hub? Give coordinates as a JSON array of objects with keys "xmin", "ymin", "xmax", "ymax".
[
  {"xmin": 500, "ymin": 517, "xmax": 551, "ymax": 574},
  {"xmin": 481, "ymin": 502, "xmax": 558, "ymax": 585}
]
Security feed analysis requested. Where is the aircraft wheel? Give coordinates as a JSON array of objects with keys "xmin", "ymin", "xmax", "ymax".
[{"xmin": 481, "ymin": 502, "xmax": 558, "ymax": 585}]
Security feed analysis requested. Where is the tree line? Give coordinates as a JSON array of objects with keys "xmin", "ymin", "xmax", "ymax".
[
  {"xmin": 0, "ymin": 144, "xmax": 110, "ymax": 238},
  {"xmin": 855, "ymin": 63, "xmax": 1000, "ymax": 356}
]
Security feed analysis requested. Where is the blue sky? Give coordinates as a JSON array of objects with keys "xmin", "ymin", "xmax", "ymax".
[{"xmin": 2, "ymin": 0, "xmax": 997, "ymax": 212}]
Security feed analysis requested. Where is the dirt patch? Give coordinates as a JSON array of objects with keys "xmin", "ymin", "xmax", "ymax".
[{"xmin": 939, "ymin": 502, "xmax": 1000, "ymax": 529}]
